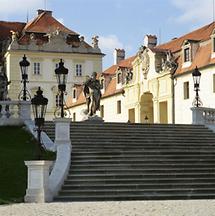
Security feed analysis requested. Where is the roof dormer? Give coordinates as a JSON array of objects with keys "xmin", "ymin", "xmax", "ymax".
[
  {"xmin": 182, "ymin": 40, "xmax": 191, "ymax": 68},
  {"xmin": 116, "ymin": 69, "xmax": 123, "ymax": 89},
  {"xmin": 182, "ymin": 39, "xmax": 199, "ymax": 68}
]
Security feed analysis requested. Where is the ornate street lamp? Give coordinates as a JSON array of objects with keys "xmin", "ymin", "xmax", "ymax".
[
  {"xmin": 55, "ymin": 59, "xmax": 68, "ymax": 118},
  {"xmin": 192, "ymin": 66, "xmax": 202, "ymax": 107},
  {"xmin": 19, "ymin": 55, "xmax": 30, "ymax": 101},
  {"xmin": 31, "ymin": 87, "xmax": 48, "ymax": 159}
]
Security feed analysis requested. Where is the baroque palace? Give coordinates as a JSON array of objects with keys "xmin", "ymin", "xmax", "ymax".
[
  {"xmin": 1, "ymin": 10, "xmax": 215, "ymax": 123},
  {"xmin": 68, "ymin": 22, "xmax": 215, "ymax": 124},
  {"xmin": 0, "ymin": 9, "xmax": 104, "ymax": 119}
]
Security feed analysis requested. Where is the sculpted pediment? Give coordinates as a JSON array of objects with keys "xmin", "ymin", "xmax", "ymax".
[
  {"xmin": 138, "ymin": 46, "xmax": 150, "ymax": 79},
  {"xmin": 8, "ymin": 30, "xmax": 102, "ymax": 54},
  {"xmin": 155, "ymin": 51, "xmax": 177, "ymax": 73}
]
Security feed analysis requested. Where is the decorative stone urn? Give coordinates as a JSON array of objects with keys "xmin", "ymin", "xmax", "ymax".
[{"xmin": 24, "ymin": 160, "xmax": 53, "ymax": 203}]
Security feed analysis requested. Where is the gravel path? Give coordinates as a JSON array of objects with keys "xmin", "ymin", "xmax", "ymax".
[{"xmin": 1, "ymin": 200, "xmax": 215, "ymax": 216}]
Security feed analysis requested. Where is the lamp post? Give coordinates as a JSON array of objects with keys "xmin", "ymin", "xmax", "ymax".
[
  {"xmin": 31, "ymin": 87, "xmax": 48, "ymax": 159},
  {"xmin": 192, "ymin": 66, "xmax": 202, "ymax": 107},
  {"xmin": 55, "ymin": 59, "xmax": 68, "ymax": 118},
  {"xmin": 19, "ymin": 55, "xmax": 30, "ymax": 101}
]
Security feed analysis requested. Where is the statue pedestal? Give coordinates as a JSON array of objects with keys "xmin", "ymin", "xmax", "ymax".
[
  {"xmin": 81, "ymin": 110, "xmax": 104, "ymax": 122},
  {"xmin": 84, "ymin": 115, "xmax": 104, "ymax": 122}
]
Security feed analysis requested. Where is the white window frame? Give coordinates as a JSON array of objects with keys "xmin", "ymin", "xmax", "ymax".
[
  {"xmin": 33, "ymin": 62, "xmax": 41, "ymax": 75},
  {"xmin": 75, "ymin": 64, "xmax": 82, "ymax": 76},
  {"xmin": 182, "ymin": 41, "xmax": 192, "ymax": 68}
]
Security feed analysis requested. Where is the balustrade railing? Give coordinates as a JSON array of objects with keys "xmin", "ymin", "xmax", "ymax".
[
  {"xmin": 0, "ymin": 100, "xmax": 31, "ymax": 126},
  {"xmin": 191, "ymin": 107, "xmax": 215, "ymax": 125}
]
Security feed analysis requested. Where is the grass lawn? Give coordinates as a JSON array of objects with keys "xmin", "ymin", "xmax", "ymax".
[{"xmin": 0, "ymin": 126, "xmax": 55, "ymax": 204}]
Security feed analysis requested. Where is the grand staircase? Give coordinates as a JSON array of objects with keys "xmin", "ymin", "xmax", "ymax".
[{"xmin": 44, "ymin": 122, "xmax": 215, "ymax": 201}]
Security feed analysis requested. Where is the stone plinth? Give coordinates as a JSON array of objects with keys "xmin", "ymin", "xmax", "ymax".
[{"xmin": 24, "ymin": 160, "xmax": 53, "ymax": 203}]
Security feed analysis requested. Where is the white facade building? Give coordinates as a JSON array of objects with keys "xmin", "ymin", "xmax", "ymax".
[{"xmin": 0, "ymin": 9, "xmax": 103, "ymax": 119}]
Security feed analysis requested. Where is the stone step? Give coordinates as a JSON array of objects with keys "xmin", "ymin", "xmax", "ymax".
[
  {"xmin": 69, "ymin": 167, "xmax": 215, "ymax": 174},
  {"xmin": 54, "ymin": 193, "xmax": 215, "ymax": 202},
  {"xmin": 71, "ymin": 148, "xmax": 215, "ymax": 155},
  {"xmin": 71, "ymin": 151, "xmax": 215, "ymax": 157},
  {"xmin": 62, "ymin": 182, "xmax": 215, "ymax": 190},
  {"xmin": 64, "ymin": 177, "xmax": 215, "ymax": 184},
  {"xmin": 48, "ymin": 121, "xmax": 215, "ymax": 201},
  {"xmin": 58, "ymin": 188, "xmax": 215, "ymax": 196},
  {"xmin": 66, "ymin": 172, "xmax": 215, "ymax": 179},
  {"xmin": 70, "ymin": 162, "xmax": 215, "ymax": 168}
]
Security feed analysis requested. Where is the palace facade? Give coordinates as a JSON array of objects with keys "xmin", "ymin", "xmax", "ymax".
[{"xmin": 68, "ymin": 22, "xmax": 215, "ymax": 124}]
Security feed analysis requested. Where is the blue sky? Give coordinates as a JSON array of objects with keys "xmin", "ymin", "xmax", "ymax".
[{"xmin": 0, "ymin": 0, "xmax": 214, "ymax": 69}]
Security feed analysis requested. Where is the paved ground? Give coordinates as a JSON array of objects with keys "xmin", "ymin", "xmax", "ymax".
[{"xmin": 1, "ymin": 200, "xmax": 215, "ymax": 216}]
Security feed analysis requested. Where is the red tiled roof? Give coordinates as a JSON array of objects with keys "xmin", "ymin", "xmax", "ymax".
[
  {"xmin": 0, "ymin": 21, "xmax": 25, "ymax": 40},
  {"xmin": 102, "ymin": 78, "xmax": 124, "ymax": 98},
  {"xmin": 103, "ymin": 55, "xmax": 136, "ymax": 75},
  {"xmin": 103, "ymin": 65, "xmax": 118, "ymax": 75},
  {"xmin": 24, "ymin": 11, "xmax": 78, "ymax": 35},
  {"xmin": 156, "ymin": 22, "xmax": 215, "ymax": 53},
  {"xmin": 118, "ymin": 56, "xmax": 136, "ymax": 68},
  {"xmin": 175, "ymin": 42, "xmax": 215, "ymax": 76}
]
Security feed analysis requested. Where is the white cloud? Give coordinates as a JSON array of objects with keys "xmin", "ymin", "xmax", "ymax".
[
  {"xmin": 99, "ymin": 35, "xmax": 123, "ymax": 53},
  {"xmin": 98, "ymin": 35, "xmax": 133, "ymax": 68},
  {"xmin": 171, "ymin": 0, "xmax": 214, "ymax": 24},
  {"xmin": 0, "ymin": 0, "xmax": 44, "ymax": 16}
]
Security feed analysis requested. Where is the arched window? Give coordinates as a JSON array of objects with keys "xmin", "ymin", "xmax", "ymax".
[{"xmin": 117, "ymin": 73, "xmax": 122, "ymax": 84}]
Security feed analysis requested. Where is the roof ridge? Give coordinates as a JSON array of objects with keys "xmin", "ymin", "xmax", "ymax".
[
  {"xmin": 24, "ymin": 12, "xmax": 45, "ymax": 31},
  {"xmin": 156, "ymin": 21, "xmax": 215, "ymax": 49},
  {"xmin": 0, "ymin": 20, "xmax": 26, "ymax": 24}
]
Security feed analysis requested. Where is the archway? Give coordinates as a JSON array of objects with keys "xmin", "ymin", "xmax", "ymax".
[{"xmin": 140, "ymin": 92, "xmax": 154, "ymax": 123}]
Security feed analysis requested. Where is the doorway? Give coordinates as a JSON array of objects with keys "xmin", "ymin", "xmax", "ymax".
[
  {"xmin": 140, "ymin": 92, "xmax": 154, "ymax": 123},
  {"xmin": 159, "ymin": 101, "xmax": 168, "ymax": 123}
]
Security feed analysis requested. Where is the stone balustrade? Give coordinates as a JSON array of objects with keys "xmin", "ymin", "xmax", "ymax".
[
  {"xmin": 0, "ymin": 100, "xmax": 31, "ymax": 126},
  {"xmin": 191, "ymin": 107, "xmax": 215, "ymax": 125}
]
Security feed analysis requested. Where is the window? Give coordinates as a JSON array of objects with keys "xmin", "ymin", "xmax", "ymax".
[
  {"xmin": 56, "ymin": 94, "xmax": 62, "ymax": 107},
  {"xmin": 100, "ymin": 105, "xmax": 104, "ymax": 118},
  {"xmin": 184, "ymin": 48, "xmax": 190, "ymax": 62},
  {"xmin": 183, "ymin": 81, "xmax": 189, "ymax": 99},
  {"xmin": 100, "ymin": 79, "xmax": 104, "ymax": 89},
  {"xmin": 73, "ymin": 112, "xmax": 76, "ymax": 121},
  {"xmin": 75, "ymin": 64, "xmax": 82, "ymax": 76},
  {"xmin": 117, "ymin": 73, "xmax": 122, "ymax": 84},
  {"xmin": 117, "ymin": 100, "xmax": 121, "ymax": 114},
  {"xmin": 33, "ymin": 62, "xmax": 40, "ymax": 75},
  {"xmin": 73, "ymin": 89, "xmax": 76, "ymax": 99}
]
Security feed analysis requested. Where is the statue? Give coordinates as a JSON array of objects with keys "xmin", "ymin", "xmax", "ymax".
[
  {"xmin": 10, "ymin": 30, "xmax": 18, "ymax": 42},
  {"xmin": 161, "ymin": 50, "xmax": 177, "ymax": 72},
  {"xmin": 83, "ymin": 72, "xmax": 102, "ymax": 116},
  {"xmin": 92, "ymin": 36, "xmax": 99, "ymax": 49},
  {"xmin": 0, "ymin": 67, "xmax": 10, "ymax": 101},
  {"xmin": 0, "ymin": 67, "xmax": 11, "ymax": 115}
]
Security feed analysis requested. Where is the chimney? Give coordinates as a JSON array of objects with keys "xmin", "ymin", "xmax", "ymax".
[
  {"xmin": 114, "ymin": 49, "xmax": 125, "ymax": 65},
  {"xmin": 143, "ymin": 35, "xmax": 157, "ymax": 48},
  {"xmin": 37, "ymin": 9, "xmax": 52, "ymax": 16}
]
